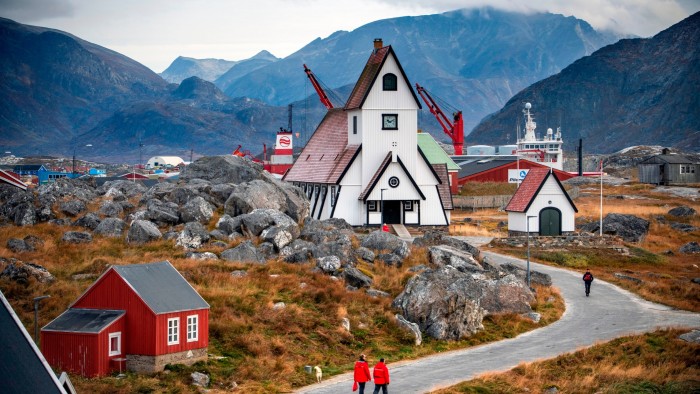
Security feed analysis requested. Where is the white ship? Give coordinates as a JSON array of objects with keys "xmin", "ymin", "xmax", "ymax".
[{"xmin": 516, "ymin": 102, "xmax": 564, "ymax": 170}]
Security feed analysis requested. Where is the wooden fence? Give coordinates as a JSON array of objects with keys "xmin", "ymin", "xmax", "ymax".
[{"xmin": 452, "ymin": 186, "xmax": 579, "ymax": 211}]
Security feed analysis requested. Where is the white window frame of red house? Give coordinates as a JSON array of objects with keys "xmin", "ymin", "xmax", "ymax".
[
  {"xmin": 108, "ymin": 332, "xmax": 121, "ymax": 356},
  {"xmin": 167, "ymin": 317, "xmax": 179, "ymax": 345},
  {"xmin": 187, "ymin": 315, "xmax": 198, "ymax": 342}
]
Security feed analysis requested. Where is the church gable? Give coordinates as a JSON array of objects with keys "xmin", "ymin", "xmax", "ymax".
[{"xmin": 344, "ymin": 40, "xmax": 421, "ymax": 111}]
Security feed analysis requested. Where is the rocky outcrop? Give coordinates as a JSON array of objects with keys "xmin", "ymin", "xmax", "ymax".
[
  {"xmin": 668, "ymin": 206, "xmax": 697, "ymax": 217},
  {"xmin": 62, "ymin": 231, "xmax": 93, "ymax": 244},
  {"xmin": 680, "ymin": 242, "xmax": 700, "ymax": 254},
  {"xmin": 413, "ymin": 230, "xmax": 480, "ymax": 259},
  {"xmin": 392, "ymin": 266, "xmax": 487, "ymax": 340},
  {"xmin": 94, "ymin": 218, "xmax": 127, "ymax": 238},
  {"xmin": 0, "ymin": 259, "xmax": 55, "ymax": 284},
  {"xmin": 220, "ymin": 241, "xmax": 263, "ymax": 263},
  {"xmin": 361, "ymin": 231, "xmax": 409, "ymax": 260},
  {"xmin": 176, "ymin": 222, "xmax": 211, "ymax": 250},
  {"xmin": 395, "ymin": 314, "xmax": 422, "ymax": 346},
  {"xmin": 127, "ymin": 220, "xmax": 162, "ymax": 244},
  {"xmin": 580, "ymin": 213, "xmax": 650, "ymax": 242},
  {"xmin": 428, "ymin": 245, "xmax": 484, "ymax": 273}
]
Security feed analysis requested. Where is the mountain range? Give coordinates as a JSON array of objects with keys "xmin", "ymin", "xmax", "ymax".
[
  {"xmin": 469, "ymin": 11, "xmax": 700, "ymax": 153},
  {"xmin": 3, "ymin": 9, "xmax": 694, "ymax": 162},
  {"xmin": 162, "ymin": 8, "xmax": 621, "ymax": 134}
]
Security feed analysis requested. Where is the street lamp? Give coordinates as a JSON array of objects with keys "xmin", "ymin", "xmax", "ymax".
[
  {"xmin": 33, "ymin": 295, "xmax": 50, "ymax": 343},
  {"xmin": 380, "ymin": 188, "xmax": 388, "ymax": 228},
  {"xmin": 526, "ymin": 215, "xmax": 537, "ymax": 288}
]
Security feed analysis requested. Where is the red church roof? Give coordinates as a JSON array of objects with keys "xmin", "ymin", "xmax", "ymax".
[
  {"xmin": 283, "ymin": 109, "xmax": 360, "ymax": 184},
  {"xmin": 505, "ymin": 168, "xmax": 577, "ymax": 213}
]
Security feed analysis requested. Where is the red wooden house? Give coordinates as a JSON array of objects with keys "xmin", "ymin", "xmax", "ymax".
[{"xmin": 41, "ymin": 261, "xmax": 209, "ymax": 377}]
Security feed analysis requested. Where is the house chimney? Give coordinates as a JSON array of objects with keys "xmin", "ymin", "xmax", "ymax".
[
  {"xmin": 662, "ymin": 148, "xmax": 670, "ymax": 155},
  {"xmin": 373, "ymin": 38, "xmax": 383, "ymax": 50}
]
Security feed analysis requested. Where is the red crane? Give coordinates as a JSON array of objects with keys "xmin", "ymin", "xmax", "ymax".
[
  {"xmin": 304, "ymin": 64, "xmax": 334, "ymax": 110},
  {"xmin": 415, "ymin": 83, "xmax": 464, "ymax": 155}
]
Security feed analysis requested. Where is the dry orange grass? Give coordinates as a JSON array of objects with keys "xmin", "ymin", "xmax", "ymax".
[{"xmin": 432, "ymin": 329, "xmax": 700, "ymax": 393}]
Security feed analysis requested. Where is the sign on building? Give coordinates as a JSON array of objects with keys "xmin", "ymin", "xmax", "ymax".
[{"xmin": 508, "ymin": 169, "xmax": 529, "ymax": 183}]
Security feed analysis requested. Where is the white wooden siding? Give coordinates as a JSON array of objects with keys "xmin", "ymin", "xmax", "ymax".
[
  {"xmin": 365, "ymin": 162, "xmax": 422, "ymax": 201},
  {"xmin": 347, "ymin": 110, "xmax": 362, "ymax": 145}
]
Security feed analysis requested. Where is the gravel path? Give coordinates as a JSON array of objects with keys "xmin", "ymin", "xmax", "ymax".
[{"xmin": 295, "ymin": 249, "xmax": 700, "ymax": 394}]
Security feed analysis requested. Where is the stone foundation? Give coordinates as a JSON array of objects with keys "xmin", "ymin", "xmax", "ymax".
[{"xmin": 127, "ymin": 348, "xmax": 207, "ymax": 373}]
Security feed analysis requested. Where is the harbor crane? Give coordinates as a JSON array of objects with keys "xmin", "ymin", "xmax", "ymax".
[
  {"xmin": 415, "ymin": 83, "xmax": 464, "ymax": 155},
  {"xmin": 304, "ymin": 64, "xmax": 334, "ymax": 110}
]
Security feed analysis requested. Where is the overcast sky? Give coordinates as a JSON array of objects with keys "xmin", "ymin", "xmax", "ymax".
[{"xmin": 2, "ymin": 0, "xmax": 699, "ymax": 73}]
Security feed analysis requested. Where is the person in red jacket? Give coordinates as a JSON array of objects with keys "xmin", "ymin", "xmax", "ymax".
[
  {"xmin": 372, "ymin": 358, "xmax": 390, "ymax": 394},
  {"xmin": 583, "ymin": 268, "xmax": 594, "ymax": 296},
  {"xmin": 353, "ymin": 354, "xmax": 371, "ymax": 393}
]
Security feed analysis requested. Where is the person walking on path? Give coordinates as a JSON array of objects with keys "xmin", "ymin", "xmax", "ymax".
[
  {"xmin": 353, "ymin": 354, "xmax": 371, "ymax": 393},
  {"xmin": 583, "ymin": 268, "xmax": 594, "ymax": 296},
  {"xmin": 372, "ymin": 358, "xmax": 390, "ymax": 394}
]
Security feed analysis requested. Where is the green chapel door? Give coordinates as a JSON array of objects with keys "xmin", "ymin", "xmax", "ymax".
[{"xmin": 539, "ymin": 208, "xmax": 561, "ymax": 236}]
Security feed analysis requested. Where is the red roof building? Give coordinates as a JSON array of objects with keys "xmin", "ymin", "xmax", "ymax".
[
  {"xmin": 41, "ymin": 261, "xmax": 209, "ymax": 377},
  {"xmin": 0, "ymin": 169, "xmax": 27, "ymax": 190},
  {"xmin": 505, "ymin": 168, "xmax": 577, "ymax": 236},
  {"xmin": 284, "ymin": 39, "xmax": 452, "ymax": 226},
  {"xmin": 456, "ymin": 157, "xmax": 577, "ymax": 185}
]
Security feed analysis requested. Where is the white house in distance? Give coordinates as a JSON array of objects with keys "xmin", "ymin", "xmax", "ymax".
[
  {"xmin": 145, "ymin": 156, "xmax": 185, "ymax": 169},
  {"xmin": 505, "ymin": 168, "xmax": 577, "ymax": 236},
  {"xmin": 283, "ymin": 39, "xmax": 452, "ymax": 226}
]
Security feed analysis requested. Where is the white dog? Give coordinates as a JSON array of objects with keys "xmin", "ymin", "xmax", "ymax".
[{"xmin": 314, "ymin": 365, "xmax": 322, "ymax": 383}]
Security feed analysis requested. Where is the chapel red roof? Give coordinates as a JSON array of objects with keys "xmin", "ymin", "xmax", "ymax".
[
  {"xmin": 504, "ymin": 168, "xmax": 550, "ymax": 212},
  {"xmin": 504, "ymin": 168, "xmax": 578, "ymax": 213},
  {"xmin": 283, "ymin": 109, "xmax": 360, "ymax": 184}
]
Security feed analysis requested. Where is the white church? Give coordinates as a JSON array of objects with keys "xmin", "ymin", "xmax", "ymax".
[{"xmin": 283, "ymin": 39, "xmax": 452, "ymax": 226}]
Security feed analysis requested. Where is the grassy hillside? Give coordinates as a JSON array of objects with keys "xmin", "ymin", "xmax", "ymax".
[{"xmin": 433, "ymin": 329, "xmax": 700, "ymax": 393}]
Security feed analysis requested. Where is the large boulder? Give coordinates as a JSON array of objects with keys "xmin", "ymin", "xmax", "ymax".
[
  {"xmin": 183, "ymin": 156, "xmax": 309, "ymax": 222},
  {"xmin": 179, "ymin": 196, "xmax": 214, "ymax": 224},
  {"xmin": 176, "ymin": 222, "xmax": 211, "ymax": 250},
  {"xmin": 7, "ymin": 238, "xmax": 32, "ymax": 253},
  {"xmin": 392, "ymin": 266, "xmax": 486, "ymax": 340},
  {"xmin": 37, "ymin": 178, "xmax": 97, "ymax": 201},
  {"xmin": 0, "ymin": 260, "xmax": 55, "ymax": 284},
  {"xmin": 280, "ymin": 239, "xmax": 318, "ymax": 263},
  {"xmin": 127, "ymin": 220, "xmax": 162, "ymax": 244},
  {"xmin": 428, "ymin": 245, "xmax": 483, "ymax": 273},
  {"xmin": 99, "ymin": 179, "xmax": 147, "ymax": 198},
  {"xmin": 62, "ymin": 231, "xmax": 93, "ymax": 244},
  {"xmin": 59, "ymin": 200, "xmax": 86, "ymax": 217},
  {"xmin": 220, "ymin": 241, "xmax": 263, "ymax": 263},
  {"xmin": 0, "ymin": 186, "xmax": 36, "ymax": 226},
  {"xmin": 580, "ymin": 213, "xmax": 650, "ymax": 242},
  {"xmin": 180, "ymin": 155, "xmax": 266, "ymax": 185},
  {"xmin": 144, "ymin": 199, "xmax": 180, "ymax": 226},
  {"xmin": 94, "ymin": 218, "xmax": 127, "ymax": 238},
  {"xmin": 392, "ymin": 265, "xmax": 535, "ymax": 340},
  {"xmin": 73, "ymin": 213, "xmax": 101, "ymax": 230},
  {"xmin": 225, "ymin": 180, "xmax": 286, "ymax": 217},
  {"xmin": 99, "ymin": 201, "xmax": 124, "ymax": 218},
  {"xmin": 668, "ymin": 206, "xmax": 696, "ymax": 217},
  {"xmin": 237, "ymin": 209, "xmax": 299, "ymax": 238},
  {"xmin": 361, "ymin": 231, "xmax": 409, "ymax": 259},
  {"xmin": 413, "ymin": 230, "xmax": 481, "ymax": 259},
  {"xmin": 680, "ymin": 242, "xmax": 700, "ymax": 254},
  {"xmin": 342, "ymin": 267, "xmax": 373, "ymax": 288}
]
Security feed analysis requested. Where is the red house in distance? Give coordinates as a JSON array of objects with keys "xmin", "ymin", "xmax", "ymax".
[{"xmin": 41, "ymin": 261, "xmax": 209, "ymax": 377}]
